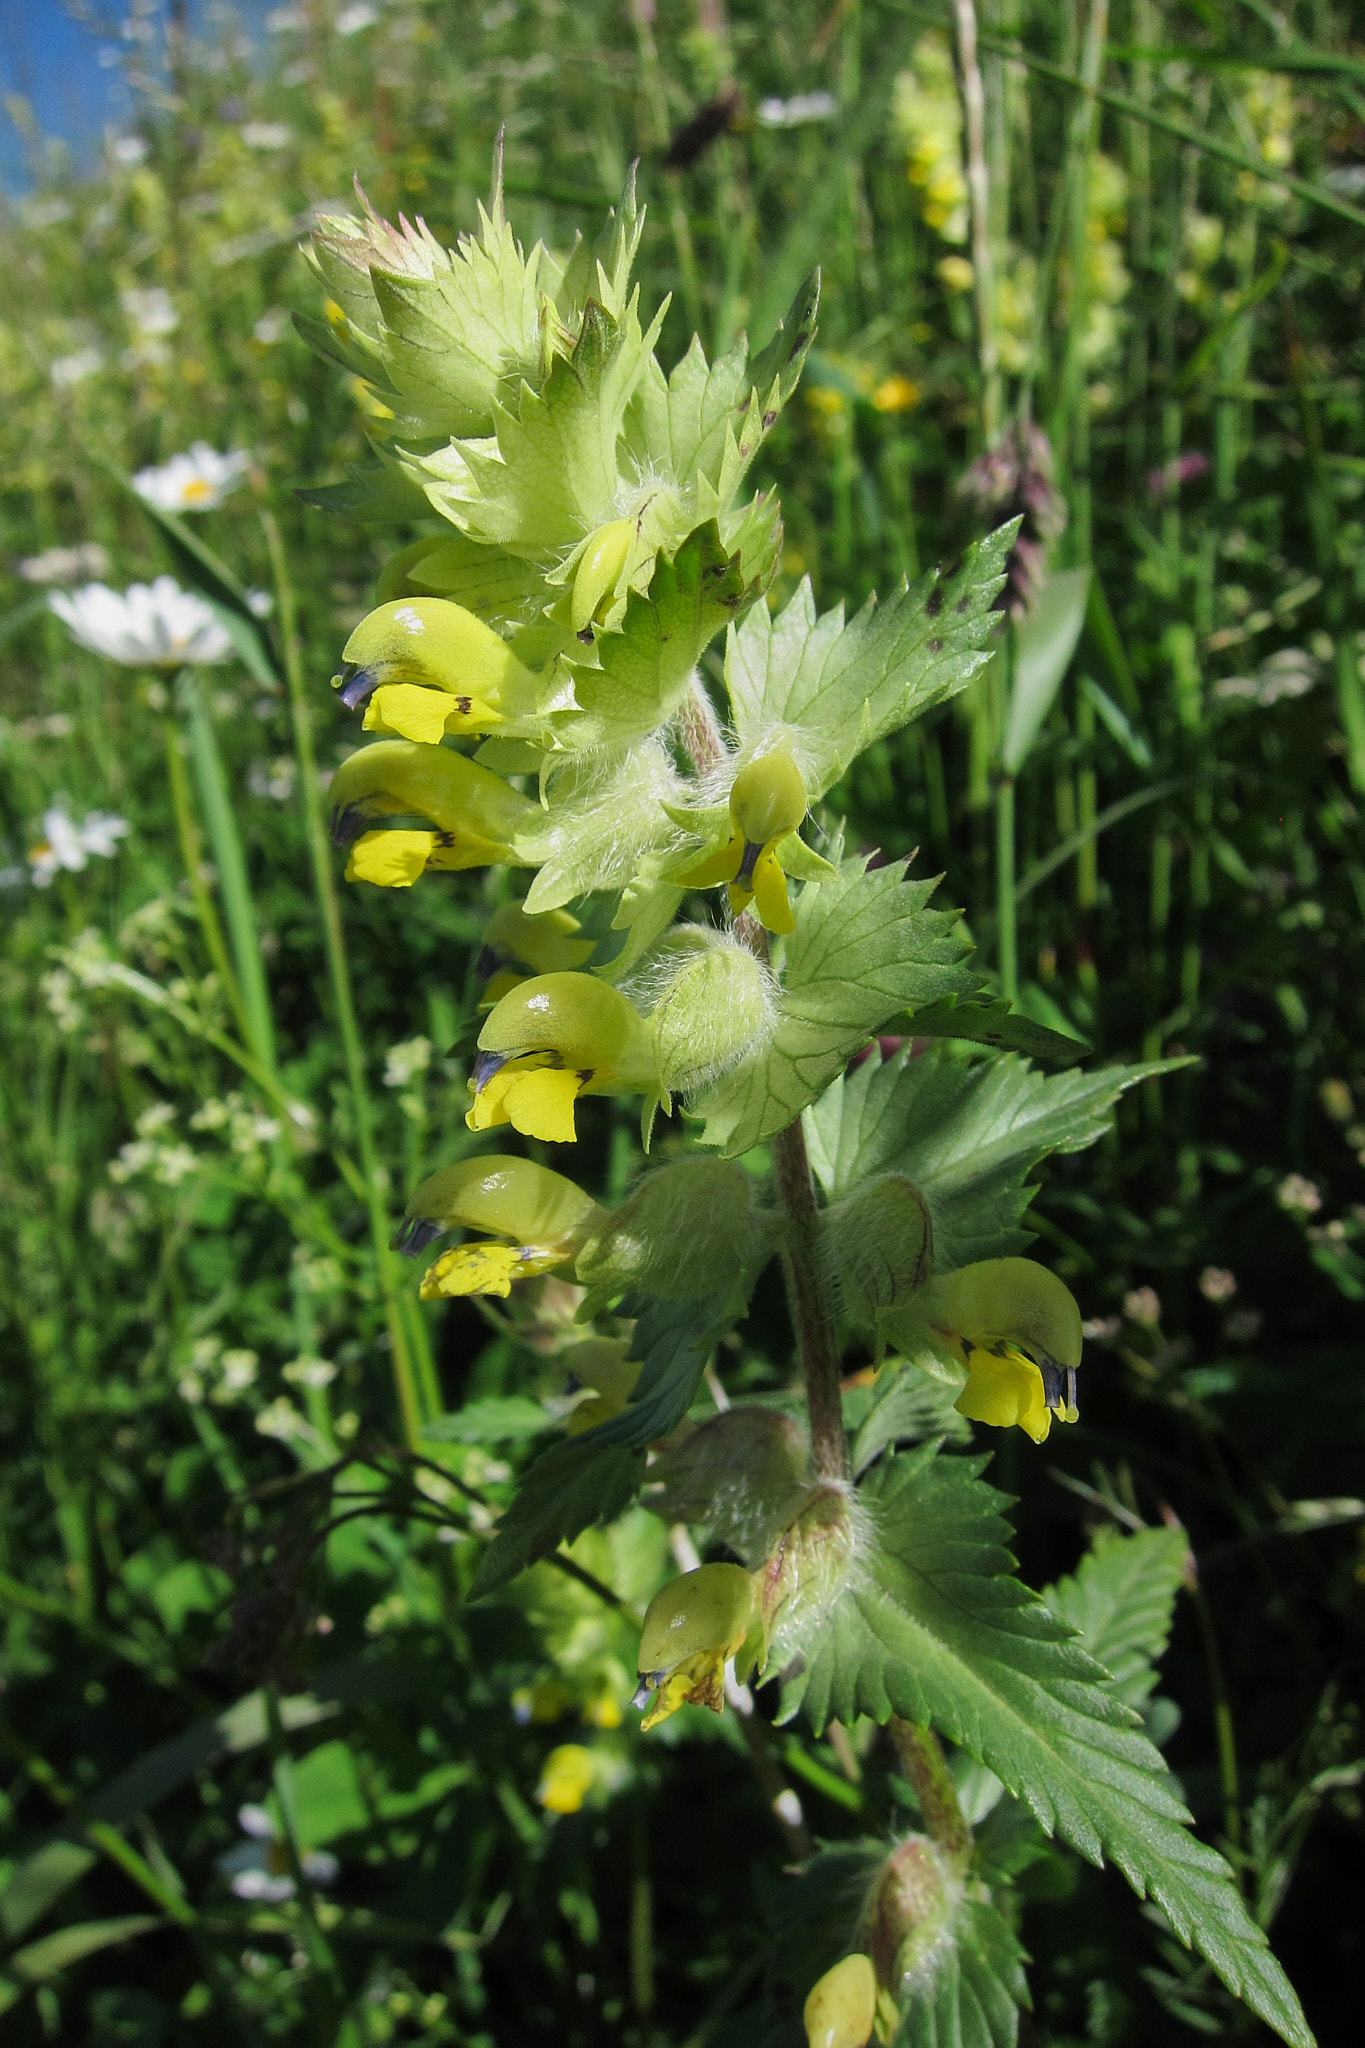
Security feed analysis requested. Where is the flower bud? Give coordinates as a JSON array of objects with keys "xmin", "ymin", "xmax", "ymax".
[
  {"xmin": 647, "ymin": 1408, "xmax": 813, "ymax": 1566},
  {"xmin": 334, "ymin": 596, "xmax": 541, "ymax": 742},
  {"xmin": 468, "ymin": 973, "xmax": 656, "ymax": 1143},
  {"xmin": 396, "ymin": 1154, "xmax": 602, "ymax": 1299},
  {"xmin": 328, "ymin": 739, "xmax": 534, "ymax": 889},
  {"xmin": 863, "ymin": 1836, "xmax": 961, "ymax": 1992},
  {"xmin": 644, "ymin": 932, "xmax": 774, "ymax": 1099},
  {"xmin": 571, "ymin": 518, "xmax": 634, "ymax": 634},
  {"xmin": 758, "ymin": 1483, "xmax": 862, "ymax": 1671},
  {"xmin": 633, "ymin": 1562, "xmax": 761, "ymax": 1731},
  {"xmin": 823, "ymin": 1174, "xmax": 933, "ymax": 1340},
  {"xmin": 804, "ymin": 1954, "xmax": 878, "ymax": 2048},
  {"xmin": 574, "ymin": 1158, "xmax": 770, "ymax": 1316},
  {"xmin": 889, "ymin": 1257, "xmax": 1084, "ymax": 1444}
]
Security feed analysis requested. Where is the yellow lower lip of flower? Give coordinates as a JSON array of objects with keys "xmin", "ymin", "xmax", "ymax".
[
  {"xmin": 729, "ymin": 846, "xmax": 795, "ymax": 934},
  {"xmin": 638, "ymin": 1647, "xmax": 728, "ymax": 1731},
  {"xmin": 953, "ymin": 1343, "xmax": 1054, "ymax": 1443},
  {"xmin": 362, "ymin": 681, "xmax": 500, "ymax": 744},
  {"xmin": 418, "ymin": 1240, "xmax": 567, "ymax": 1300},
  {"xmin": 346, "ymin": 827, "xmax": 500, "ymax": 886},
  {"xmin": 678, "ymin": 828, "xmax": 743, "ymax": 891},
  {"xmin": 536, "ymin": 1743, "xmax": 595, "ymax": 1815},
  {"xmin": 466, "ymin": 1060, "xmax": 586, "ymax": 1143}
]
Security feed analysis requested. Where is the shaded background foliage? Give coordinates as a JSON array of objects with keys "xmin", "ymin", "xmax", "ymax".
[{"xmin": 0, "ymin": 2, "xmax": 1362, "ymax": 2044}]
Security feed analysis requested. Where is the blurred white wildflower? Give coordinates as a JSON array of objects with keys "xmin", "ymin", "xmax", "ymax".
[
  {"xmin": 1277, "ymin": 1173, "xmax": 1322, "ymax": 1217},
  {"xmin": 153, "ymin": 1143, "xmax": 199, "ymax": 1187},
  {"xmin": 337, "ymin": 3, "xmax": 378, "ymax": 31},
  {"xmin": 266, "ymin": 4, "xmax": 308, "ymax": 28},
  {"xmin": 50, "ymin": 348, "xmax": 103, "ymax": 389},
  {"xmin": 252, "ymin": 308, "xmax": 289, "ymax": 345},
  {"xmin": 27, "ymin": 805, "xmax": 130, "ymax": 887},
  {"xmin": 383, "ymin": 1035, "xmax": 432, "ymax": 1088},
  {"xmin": 282, "ymin": 1355, "xmax": 338, "ymax": 1390},
  {"xmin": 756, "ymin": 92, "xmax": 837, "ymax": 127},
  {"xmin": 121, "ymin": 286, "xmax": 179, "ymax": 339},
  {"xmin": 255, "ymin": 1396, "xmax": 308, "ymax": 1442},
  {"xmin": 216, "ymin": 1805, "xmax": 339, "ymax": 1902},
  {"xmin": 1215, "ymin": 648, "xmax": 1318, "ymax": 707},
  {"xmin": 1123, "ymin": 1286, "xmax": 1162, "ymax": 1328},
  {"xmin": 241, "ymin": 121, "xmax": 292, "ymax": 149},
  {"xmin": 109, "ymin": 1139, "xmax": 157, "ymax": 1184},
  {"xmin": 50, "ymin": 577, "xmax": 233, "ymax": 667},
  {"xmin": 1199, "ymin": 1266, "xmax": 1238, "ymax": 1303},
  {"xmin": 248, "ymin": 757, "xmax": 296, "ymax": 801},
  {"xmin": 18, "ymin": 543, "xmax": 110, "ymax": 585},
  {"xmin": 136, "ymin": 1102, "xmax": 176, "ymax": 1137},
  {"xmin": 1081, "ymin": 1314, "xmax": 1121, "ymax": 1342},
  {"xmin": 41, "ymin": 967, "xmax": 84, "ymax": 1031},
  {"xmin": 134, "ymin": 443, "xmax": 251, "ymax": 514},
  {"xmin": 110, "ymin": 134, "xmax": 149, "ymax": 167}
]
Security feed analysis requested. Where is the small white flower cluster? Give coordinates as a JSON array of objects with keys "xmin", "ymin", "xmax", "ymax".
[
  {"xmin": 241, "ymin": 121, "xmax": 292, "ymax": 150},
  {"xmin": 121, "ymin": 286, "xmax": 178, "ymax": 340},
  {"xmin": 178, "ymin": 1335, "xmax": 260, "ymax": 1407},
  {"xmin": 1122, "ymin": 1286, "xmax": 1162, "ymax": 1329},
  {"xmin": 756, "ymin": 92, "xmax": 837, "ymax": 128},
  {"xmin": 24, "ymin": 804, "xmax": 129, "ymax": 889},
  {"xmin": 247, "ymin": 756, "xmax": 297, "ymax": 802},
  {"xmin": 133, "ymin": 443, "xmax": 251, "ymax": 514},
  {"xmin": 51, "ymin": 348, "xmax": 104, "ymax": 389},
  {"xmin": 382, "ymin": 1035, "xmax": 432, "ymax": 1088},
  {"xmin": 255, "ymin": 1395, "xmax": 309, "ymax": 1442},
  {"xmin": 282, "ymin": 1355, "xmax": 338, "ymax": 1390},
  {"xmin": 110, "ymin": 1102, "xmax": 200, "ymax": 1188},
  {"xmin": 1277, "ymin": 1173, "xmax": 1322, "ymax": 1218},
  {"xmin": 1215, "ymin": 648, "xmax": 1319, "ymax": 708},
  {"xmin": 51, "ymin": 576, "xmax": 233, "ymax": 667},
  {"xmin": 189, "ymin": 1092, "xmax": 284, "ymax": 1159},
  {"xmin": 39, "ymin": 928, "xmax": 122, "ymax": 1033}
]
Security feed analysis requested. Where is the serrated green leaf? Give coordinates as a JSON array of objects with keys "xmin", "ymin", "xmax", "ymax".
[
  {"xmin": 777, "ymin": 1447, "xmax": 1312, "ymax": 2048},
  {"xmin": 899, "ymin": 995, "xmax": 1089, "ymax": 1064},
  {"xmin": 468, "ymin": 1441, "xmax": 645, "ymax": 1599},
  {"xmin": 570, "ymin": 1290, "xmax": 735, "ymax": 1450},
  {"xmin": 851, "ymin": 1365, "xmax": 972, "ymax": 1475},
  {"xmin": 895, "ymin": 1897, "xmax": 1029, "ymax": 2048},
  {"xmin": 561, "ymin": 521, "xmax": 760, "ymax": 750},
  {"xmin": 420, "ymin": 1396, "xmax": 552, "ymax": 1445},
  {"xmin": 416, "ymin": 294, "xmax": 665, "ymax": 549},
  {"xmin": 724, "ymin": 522, "xmax": 1017, "ymax": 797},
  {"xmin": 1046, "ymin": 1526, "xmax": 1188, "ymax": 1710},
  {"xmin": 804, "ymin": 1046, "xmax": 1179, "ymax": 1270},
  {"xmin": 695, "ymin": 860, "xmax": 978, "ymax": 1157}
]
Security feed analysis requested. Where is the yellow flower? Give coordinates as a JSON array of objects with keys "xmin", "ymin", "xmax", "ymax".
[
  {"xmin": 393, "ymin": 1155, "xmax": 602, "ymax": 1299},
  {"xmin": 871, "ymin": 374, "xmax": 919, "ymax": 414},
  {"xmin": 474, "ymin": 902, "xmax": 595, "ymax": 1007},
  {"xmin": 906, "ymin": 1257, "xmax": 1084, "ymax": 1445},
  {"xmin": 679, "ymin": 748, "xmax": 808, "ymax": 935},
  {"xmin": 467, "ymin": 973, "xmax": 655, "ymax": 1144},
  {"xmin": 570, "ymin": 517, "xmax": 634, "ymax": 634},
  {"xmin": 536, "ymin": 1744, "xmax": 595, "ymax": 1815},
  {"xmin": 334, "ymin": 596, "xmax": 542, "ymax": 744},
  {"xmin": 632, "ymin": 1563, "xmax": 760, "ymax": 1732},
  {"xmin": 328, "ymin": 739, "xmax": 533, "ymax": 889}
]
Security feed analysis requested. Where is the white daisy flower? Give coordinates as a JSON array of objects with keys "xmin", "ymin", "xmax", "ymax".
[
  {"xmin": 49, "ymin": 576, "xmax": 233, "ymax": 667},
  {"xmin": 27, "ymin": 805, "xmax": 130, "ymax": 887},
  {"xmin": 50, "ymin": 348, "xmax": 103, "ymax": 389},
  {"xmin": 133, "ymin": 443, "xmax": 251, "ymax": 514}
]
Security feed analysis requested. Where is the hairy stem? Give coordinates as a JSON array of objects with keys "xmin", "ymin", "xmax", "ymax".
[
  {"xmin": 889, "ymin": 1718, "xmax": 972, "ymax": 1870},
  {"xmin": 773, "ymin": 1117, "xmax": 848, "ymax": 1484}
]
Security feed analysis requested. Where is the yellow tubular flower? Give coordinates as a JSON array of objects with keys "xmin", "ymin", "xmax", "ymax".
[
  {"xmin": 474, "ymin": 903, "xmax": 595, "ymax": 1006},
  {"xmin": 913, "ymin": 1257, "xmax": 1084, "ymax": 1444},
  {"xmin": 571, "ymin": 518, "xmax": 634, "ymax": 634},
  {"xmin": 333, "ymin": 596, "xmax": 541, "ymax": 743},
  {"xmin": 467, "ymin": 973, "xmax": 656, "ymax": 1144},
  {"xmin": 804, "ymin": 1955, "xmax": 878, "ymax": 2048},
  {"xmin": 680, "ymin": 748, "xmax": 809, "ymax": 935},
  {"xmin": 632, "ymin": 1563, "xmax": 760, "ymax": 1732},
  {"xmin": 536, "ymin": 1744, "xmax": 595, "ymax": 1815},
  {"xmin": 393, "ymin": 1155, "xmax": 602, "ymax": 1299},
  {"xmin": 328, "ymin": 740, "xmax": 534, "ymax": 889}
]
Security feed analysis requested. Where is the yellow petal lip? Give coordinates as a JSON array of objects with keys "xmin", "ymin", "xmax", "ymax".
[
  {"xmin": 363, "ymin": 681, "xmax": 501, "ymax": 744},
  {"xmin": 953, "ymin": 1343, "xmax": 1054, "ymax": 1443},
  {"xmin": 744, "ymin": 846, "xmax": 796, "ymax": 933},
  {"xmin": 418, "ymin": 1241, "xmax": 567, "ymax": 1299},
  {"xmin": 678, "ymin": 827, "xmax": 743, "ymax": 890},
  {"xmin": 464, "ymin": 1058, "xmax": 585, "ymax": 1142},
  {"xmin": 345, "ymin": 828, "xmax": 436, "ymax": 888}
]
